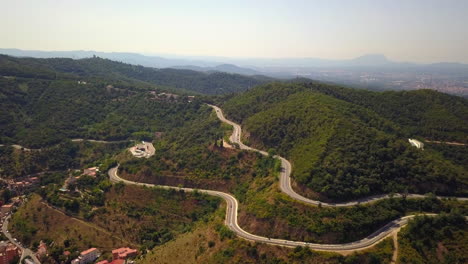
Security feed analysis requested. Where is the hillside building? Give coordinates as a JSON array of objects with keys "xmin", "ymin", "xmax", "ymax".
[
  {"xmin": 408, "ymin": 138, "xmax": 424, "ymax": 149},
  {"xmin": 71, "ymin": 248, "xmax": 100, "ymax": 264},
  {"xmin": 112, "ymin": 247, "xmax": 137, "ymax": 260},
  {"xmin": 83, "ymin": 167, "xmax": 99, "ymax": 177},
  {"xmin": 0, "ymin": 204, "xmax": 13, "ymax": 217},
  {"xmin": 0, "ymin": 242, "xmax": 20, "ymax": 264}
]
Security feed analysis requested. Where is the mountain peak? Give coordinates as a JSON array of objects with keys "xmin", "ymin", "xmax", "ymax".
[{"xmin": 350, "ymin": 54, "xmax": 390, "ymax": 65}]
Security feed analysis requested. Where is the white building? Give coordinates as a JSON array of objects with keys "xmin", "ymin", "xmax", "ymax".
[
  {"xmin": 408, "ymin": 139, "xmax": 424, "ymax": 149},
  {"xmin": 71, "ymin": 248, "xmax": 100, "ymax": 264}
]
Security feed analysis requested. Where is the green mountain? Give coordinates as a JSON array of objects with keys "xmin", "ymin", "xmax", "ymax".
[
  {"xmin": 0, "ymin": 54, "xmax": 273, "ymax": 95},
  {"xmin": 222, "ymin": 82, "xmax": 468, "ymax": 201}
]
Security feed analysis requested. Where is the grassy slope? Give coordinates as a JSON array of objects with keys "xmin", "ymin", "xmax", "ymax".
[
  {"xmin": 10, "ymin": 194, "xmax": 130, "ymax": 250},
  {"xmin": 90, "ymin": 184, "xmax": 219, "ymax": 249},
  {"xmin": 10, "ymin": 184, "xmax": 220, "ymax": 252},
  {"xmin": 222, "ymin": 82, "xmax": 468, "ymax": 201}
]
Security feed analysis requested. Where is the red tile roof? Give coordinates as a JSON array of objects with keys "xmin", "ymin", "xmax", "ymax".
[{"xmin": 80, "ymin": 247, "xmax": 97, "ymax": 256}]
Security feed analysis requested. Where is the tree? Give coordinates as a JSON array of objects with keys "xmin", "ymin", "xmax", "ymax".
[{"xmin": 1, "ymin": 189, "xmax": 12, "ymax": 203}]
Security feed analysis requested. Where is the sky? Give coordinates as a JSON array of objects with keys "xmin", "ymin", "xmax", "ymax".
[{"xmin": 1, "ymin": 0, "xmax": 468, "ymax": 63}]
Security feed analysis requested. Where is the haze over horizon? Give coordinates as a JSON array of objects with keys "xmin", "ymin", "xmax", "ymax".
[{"xmin": 2, "ymin": 0, "xmax": 468, "ymax": 63}]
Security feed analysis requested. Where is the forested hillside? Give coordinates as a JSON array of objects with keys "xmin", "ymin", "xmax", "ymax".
[
  {"xmin": 0, "ymin": 54, "xmax": 272, "ymax": 95},
  {"xmin": 1, "ymin": 53, "xmax": 235, "ymax": 147},
  {"xmin": 398, "ymin": 213, "xmax": 467, "ymax": 263},
  {"xmin": 222, "ymin": 82, "xmax": 468, "ymax": 201},
  {"xmin": 295, "ymin": 84, "xmax": 468, "ymax": 143},
  {"xmin": 0, "ymin": 75, "xmax": 207, "ymax": 147}
]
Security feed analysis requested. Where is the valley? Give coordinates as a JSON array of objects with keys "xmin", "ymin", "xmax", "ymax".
[{"xmin": 0, "ymin": 55, "xmax": 466, "ymax": 264}]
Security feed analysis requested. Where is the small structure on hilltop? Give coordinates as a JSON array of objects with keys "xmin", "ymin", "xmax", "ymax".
[
  {"xmin": 129, "ymin": 141, "xmax": 155, "ymax": 158},
  {"xmin": 408, "ymin": 138, "xmax": 424, "ymax": 149},
  {"xmin": 83, "ymin": 167, "xmax": 99, "ymax": 177}
]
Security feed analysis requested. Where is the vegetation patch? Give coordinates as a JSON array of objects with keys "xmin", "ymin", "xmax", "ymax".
[
  {"xmin": 140, "ymin": 207, "xmax": 395, "ymax": 264},
  {"xmin": 223, "ymin": 82, "xmax": 468, "ymax": 201},
  {"xmin": 397, "ymin": 213, "xmax": 468, "ymax": 263}
]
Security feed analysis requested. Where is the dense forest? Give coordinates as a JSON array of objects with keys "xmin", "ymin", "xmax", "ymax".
[
  {"xmin": 398, "ymin": 213, "xmax": 467, "ymax": 263},
  {"xmin": 0, "ymin": 76, "xmax": 208, "ymax": 147},
  {"xmin": 222, "ymin": 82, "xmax": 468, "ymax": 201}
]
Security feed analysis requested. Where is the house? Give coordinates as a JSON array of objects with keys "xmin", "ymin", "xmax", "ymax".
[
  {"xmin": 112, "ymin": 247, "xmax": 137, "ymax": 260},
  {"xmin": 71, "ymin": 248, "xmax": 100, "ymax": 264},
  {"xmin": 157, "ymin": 92, "xmax": 179, "ymax": 100},
  {"xmin": 36, "ymin": 241, "xmax": 47, "ymax": 258},
  {"xmin": 0, "ymin": 204, "xmax": 13, "ymax": 216},
  {"xmin": 83, "ymin": 167, "xmax": 99, "ymax": 177},
  {"xmin": 0, "ymin": 242, "xmax": 20, "ymax": 264},
  {"xmin": 29, "ymin": 177, "xmax": 39, "ymax": 183},
  {"xmin": 80, "ymin": 248, "xmax": 99, "ymax": 263},
  {"xmin": 408, "ymin": 138, "xmax": 424, "ymax": 149},
  {"xmin": 12, "ymin": 181, "xmax": 32, "ymax": 190}
]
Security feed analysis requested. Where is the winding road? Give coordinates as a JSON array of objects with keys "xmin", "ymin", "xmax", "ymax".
[
  {"xmin": 107, "ymin": 104, "xmax": 467, "ymax": 252},
  {"xmin": 109, "ymin": 166, "xmax": 416, "ymax": 251},
  {"xmin": 209, "ymin": 104, "xmax": 468, "ymax": 207},
  {"xmin": 2, "ymin": 215, "xmax": 41, "ymax": 264}
]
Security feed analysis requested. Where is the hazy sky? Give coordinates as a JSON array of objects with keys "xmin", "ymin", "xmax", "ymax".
[{"xmin": 2, "ymin": 0, "xmax": 468, "ymax": 63}]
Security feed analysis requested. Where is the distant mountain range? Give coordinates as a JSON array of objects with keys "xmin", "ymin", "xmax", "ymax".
[
  {"xmin": 1, "ymin": 48, "xmax": 467, "ymax": 97},
  {"xmin": 172, "ymin": 64, "xmax": 264, "ymax": 76},
  {"xmin": 2, "ymin": 48, "xmax": 467, "ymax": 75}
]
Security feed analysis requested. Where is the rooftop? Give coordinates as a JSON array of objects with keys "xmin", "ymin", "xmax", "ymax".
[{"xmin": 80, "ymin": 247, "xmax": 97, "ymax": 256}]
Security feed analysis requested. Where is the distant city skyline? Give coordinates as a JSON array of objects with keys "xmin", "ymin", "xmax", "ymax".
[{"xmin": 1, "ymin": 0, "xmax": 468, "ymax": 63}]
